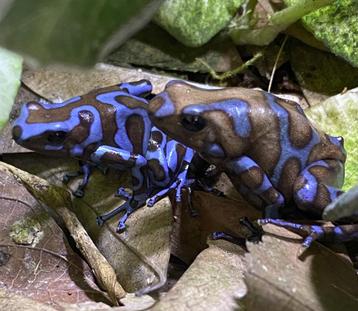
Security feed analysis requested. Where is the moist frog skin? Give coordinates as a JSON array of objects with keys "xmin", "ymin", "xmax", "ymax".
[
  {"xmin": 12, "ymin": 80, "xmax": 208, "ymax": 231},
  {"xmin": 148, "ymin": 80, "xmax": 358, "ymax": 247}
]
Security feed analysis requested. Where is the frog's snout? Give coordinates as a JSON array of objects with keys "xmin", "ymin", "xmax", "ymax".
[{"xmin": 12, "ymin": 125, "xmax": 22, "ymax": 142}]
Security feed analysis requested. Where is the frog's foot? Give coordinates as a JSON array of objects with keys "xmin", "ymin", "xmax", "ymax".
[
  {"xmin": 211, "ymin": 231, "xmax": 247, "ymax": 249},
  {"xmin": 257, "ymin": 219, "xmax": 358, "ymax": 254},
  {"xmin": 115, "ymin": 187, "xmax": 132, "ymax": 200},
  {"xmin": 62, "ymin": 170, "xmax": 82, "ymax": 183},
  {"xmin": 257, "ymin": 218, "xmax": 323, "ymax": 250},
  {"xmin": 239, "ymin": 217, "xmax": 264, "ymax": 243},
  {"xmin": 195, "ymin": 178, "xmax": 225, "ymax": 197},
  {"xmin": 147, "ymin": 179, "xmax": 183, "ymax": 207},
  {"xmin": 97, "ymin": 195, "xmax": 147, "ymax": 231},
  {"xmin": 96, "ymin": 201, "xmax": 134, "ymax": 231},
  {"xmin": 73, "ymin": 186, "xmax": 85, "ymax": 198}
]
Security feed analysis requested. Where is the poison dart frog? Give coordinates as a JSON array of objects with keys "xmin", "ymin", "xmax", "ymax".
[
  {"xmin": 148, "ymin": 80, "xmax": 358, "ymax": 248},
  {"xmin": 12, "ymin": 80, "xmax": 212, "ymax": 231}
]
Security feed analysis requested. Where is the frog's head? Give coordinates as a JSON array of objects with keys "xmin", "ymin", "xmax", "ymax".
[
  {"xmin": 149, "ymin": 81, "xmax": 248, "ymax": 160},
  {"xmin": 12, "ymin": 98, "xmax": 100, "ymax": 158}
]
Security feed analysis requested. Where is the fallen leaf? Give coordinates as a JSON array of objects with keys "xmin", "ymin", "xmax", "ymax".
[
  {"xmin": 0, "ymin": 167, "xmax": 109, "ymax": 307},
  {"xmin": 242, "ymin": 224, "xmax": 358, "ymax": 310},
  {"xmin": 151, "ymin": 240, "xmax": 247, "ymax": 311}
]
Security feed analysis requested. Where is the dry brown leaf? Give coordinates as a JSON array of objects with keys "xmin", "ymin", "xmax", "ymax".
[
  {"xmin": 243, "ymin": 224, "xmax": 358, "ymax": 310},
  {"xmin": 0, "ymin": 167, "xmax": 109, "ymax": 308},
  {"xmin": 152, "ymin": 240, "xmax": 247, "ymax": 311},
  {"xmin": 171, "ymin": 181, "xmax": 261, "ymax": 263}
]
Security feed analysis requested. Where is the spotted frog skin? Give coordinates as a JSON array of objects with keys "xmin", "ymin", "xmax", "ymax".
[
  {"xmin": 12, "ymin": 80, "xmax": 202, "ymax": 231},
  {"xmin": 148, "ymin": 81, "xmax": 358, "ymax": 247}
]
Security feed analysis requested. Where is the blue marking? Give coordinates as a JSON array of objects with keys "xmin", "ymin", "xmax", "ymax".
[
  {"xmin": 205, "ymin": 143, "xmax": 225, "ymax": 158},
  {"xmin": 182, "ymin": 99, "xmax": 251, "ymax": 138},
  {"xmin": 119, "ymin": 80, "xmax": 152, "ymax": 96},
  {"xmin": 297, "ymin": 171, "xmax": 317, "ymax": 204},
  {"xmin": 45, "ymin": 145, "xmax": 63, "ymax": 151},
  {"xmin": 227, "ymin": 156, "xmax": 256, "ymax": 175},
  {"xmin": 96, "ymin": 91, "xmax": 150, "ymax": 154},
  {"xmin": 153, "ymin": 92, "xmax": 175, "ymax": 118},
  {"xmin": 265, "ymin": 93, "xmax": 321, "ymax": 186},
  {"xmin": 14, "ymin": 103, "xmax": 103, "ymax": 157},
  {"xmin": 296, "ymin": 160, "xmax": 329, "ymax": 205},
  {"xmin": 334, "ymin": 226, "xmax": 344, "ymax": 237}
]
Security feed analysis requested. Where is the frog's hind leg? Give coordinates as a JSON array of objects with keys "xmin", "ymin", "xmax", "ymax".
[
  {"xmin": 293, "ymin": 159, "xmax": 345, "ymax": 216},
  {"xmin": 258, "ymin": 219, "xmax": 358, "ymax": 248},
  {"xmin": 226, "ymin": 156, "xmax": 286, "ymax": 218}
]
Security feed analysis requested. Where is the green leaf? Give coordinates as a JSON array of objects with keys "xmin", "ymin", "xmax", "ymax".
[
  {"xmin": 230, "ymin": 0, "xmax": 333, "ymax": 46},
  {"xmin": 305, "ymin": 89, "xmax": 358, "ymax": 190},
  {"xmin": 284, "ymin": 0, "xmax": 358, "ymax": 67},
  {"xmin": 0, "ymin": 0, "xmax": 163, "ymax": 66},
  {"xmin": 155, "ymin": 0, "xmax": 244, "ymax": 47},
  {"xmin": 0, "ymin": 47, "xmax": 22, "ymax": 131}
]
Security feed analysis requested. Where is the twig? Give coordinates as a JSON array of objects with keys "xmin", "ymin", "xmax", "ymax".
[
  {"xmin": 268, "ymin": 35, "xmax": 288, "ymax": 93},
  {"xmin": 197, "ymin": 51, "xmax": 263, "ymax": 81}
]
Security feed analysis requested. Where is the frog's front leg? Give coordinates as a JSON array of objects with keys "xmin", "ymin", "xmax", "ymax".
[
  {"xmin": 256, "ymin": 160, "xmax": 353, "ymax": 250},
  {"xmin": 62, "ymin": 161, "xmax": 93, "ymax": 198},
  {"xmin": 90, "ymin": 145, "xmax": 147, "ymax": 169},
  {"xmin": 93, "ymin": 146, "xmax": 148, "ymax": 231},
  {"xmin": 147, "ymin": 164, "xmax": 193, "ymax": 207},
  {"xmin": 226, "ymin": 156, "xmax": 285, "ymax": 218},
  {"xmin": 147, "ymin": 146, "xmax": 195, "ymax": 207}
]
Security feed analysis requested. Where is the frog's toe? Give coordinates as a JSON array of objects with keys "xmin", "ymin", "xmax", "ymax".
[
  {"xmin": 73, "ymin": 188, "xmax": 85, "ymax": 198},
  {"xmin": 147, "ymin": 198, "xmax": 156, "ymax": 207},
  {"xmin": 116, "ymin": 187, "xmax": 132, "ymax": 200},
  {"xmin": 240, "ymin": 217, "xmax": 264, "ymax": 243},
  {"xmin": 211, "ymin": 231, "xmax": 247, "ymax": 248},
  {"xmin": 96, "ymin": 216, "xmax": 105, "ymax": 226}
]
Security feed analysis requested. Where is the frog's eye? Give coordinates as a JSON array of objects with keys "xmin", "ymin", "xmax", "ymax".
[
  {"xmin": 47, "ymin": 131, "xmax": 67, "ymax": 144},
  {"xmin": 180, "ymin": 114, "xmax": 206, "ymax": 132}
]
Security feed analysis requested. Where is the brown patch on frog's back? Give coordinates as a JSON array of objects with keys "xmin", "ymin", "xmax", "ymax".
[
  {"xmin": 277, "ymin": 98, "xmax": 313, "ymax": 149},
  {"xmin": 147, "ymin": 159, "xmax": 166, "ymax": 181},
  {"xmin": 246, "ymin": 98, "xmax": 281, "ymax": 176},
  {"xmin": 277, "ymin": 157, "xmax": 301, "ymax": 200},
  {"xmin": 148, "ymin": 96, "xmax": 165, "ymax": 114},
  {"xmin": 114, "ymin": 95, "xmax": 147, "ymax": 109},
  {"xmin": 126, "ymin": 114, "xmax": 145, "ymax": 154},
  {"xmin": 165, "ymin": 82, "xmax": 266, "ymax": 108}
]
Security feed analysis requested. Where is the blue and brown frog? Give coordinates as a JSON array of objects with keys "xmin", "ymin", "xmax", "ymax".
[
  {"xmin": 148, "ymin": 80, "xmax": 358, "ymax": 248},
  {"xmin": 11, "ymin": 80, "xmax": 214, "ymax": 231}
]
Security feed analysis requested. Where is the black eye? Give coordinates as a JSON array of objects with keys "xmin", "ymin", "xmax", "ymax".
[
  {"xmin": 180, "ymin": 114, "xmax": 206, "ymax": 132},
  {"xmin": 47, "ymin": 131, "xmax": 67, "ymax": 144}
]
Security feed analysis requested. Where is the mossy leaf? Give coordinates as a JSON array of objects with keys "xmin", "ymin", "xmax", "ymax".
[
  {"xmin": 285, "ymin": 0, "xmax": 358, "ymax": 67},
  {"xmin": 305, "ymin": 89, "xmax": 358, "ymax": 190}
]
